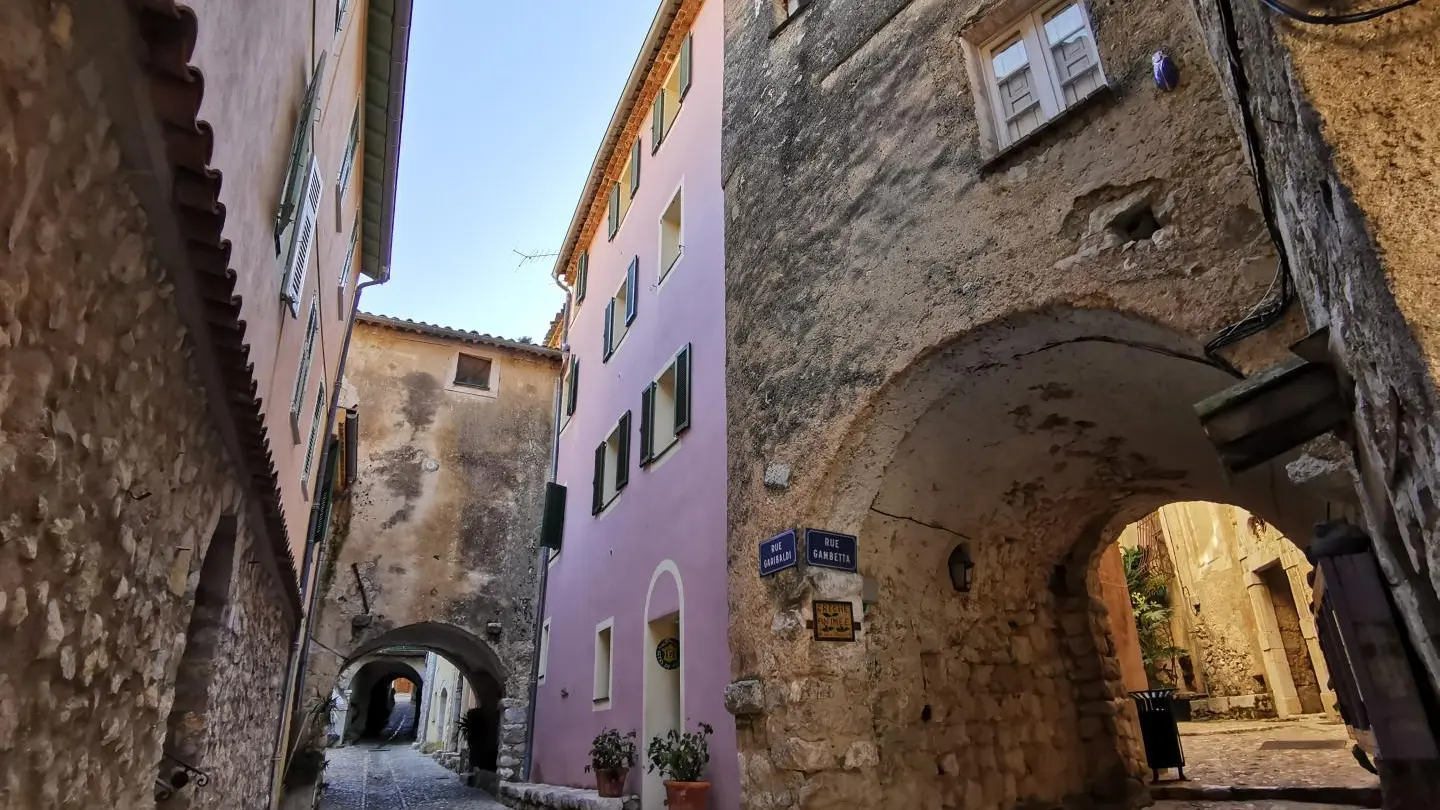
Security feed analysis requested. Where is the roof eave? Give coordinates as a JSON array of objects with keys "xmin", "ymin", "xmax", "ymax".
[{"xmin": 359, "ymin": 0, "xmax": 414, "ymax": 281}]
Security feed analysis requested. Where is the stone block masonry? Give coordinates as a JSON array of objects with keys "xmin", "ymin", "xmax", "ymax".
[{"xmin": 0, "ymin": 2, "xmax": 295, "ymax": 807}]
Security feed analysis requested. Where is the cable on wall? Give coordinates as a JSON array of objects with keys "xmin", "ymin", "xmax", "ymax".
[{"xmin": 1258, "ymin": 0, "xmax": 1424, "ymax": 24}]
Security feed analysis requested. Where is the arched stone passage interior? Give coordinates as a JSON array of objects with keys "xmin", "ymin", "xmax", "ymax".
[
  {"xmin": 342, "ymin": 658, "xmax": 425, "ymax": 742},
  {"xmin": 338, "ymin": 623, "xmax": 509, "ymax": 773},
  {"xmin": 812, "ymin": 309, "xmax": 1337, "ymax": 809}
]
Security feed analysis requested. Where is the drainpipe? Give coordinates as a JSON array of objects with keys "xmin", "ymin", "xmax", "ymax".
[
  {"xmin": 522, "ymin": 270, "xmax": 572, "ymax": 780},
  {"xmin": 269, "ymin": 269, "xmax": 390, "ymax": 801}
]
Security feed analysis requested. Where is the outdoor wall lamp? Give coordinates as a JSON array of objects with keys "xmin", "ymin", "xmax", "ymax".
[{"xmin": 948, "ymin": 545, "xmax": 974, "ymax": 593}]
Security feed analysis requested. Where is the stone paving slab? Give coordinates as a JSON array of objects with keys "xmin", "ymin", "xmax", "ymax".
[
  {"xmin": 319, "ymin": 745, "xmax": 505, "ymax": 809},
  {"xmin": 1166, "ymin": 717, "xmax": 1378, "ymax": 790}
]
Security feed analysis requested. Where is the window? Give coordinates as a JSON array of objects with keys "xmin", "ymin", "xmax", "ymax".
[
  {"xmin": 593, "ymin": 619, "xmax": 614, "ymax": 708},
  {"xmin": 338, "ymin": 222, "xmax": 358, "ymax": 313},
  {"xmin": 276, "ymin": 51, "xmax": 326, "ymax": 296},
  {"xmin": 337, "ymin": 104, "xmax": 361, "ymax": 225},
  {"xmin": 607, "ymin": 144, "xmax": 640, "ymax": 239},
  {"xmin": 602, "ymin": 257, "xmax": 638, "ymax": 361},
  {"xmin": 562, "ymin": 357, "xmax": 580, "ymax": 418},
  {"xmin": 774, "ymin": 0, "xmax": 806, "ymax": 23},
  {"xmin": 978, "ymin": 1, "xmax": 1104, "ymax": 148},
  {"xmin": 652, "ymin": 33, "xmax": 693, "ymax": 151},
  {"xmin": 291, "ymin": 298, "xmax": 321, "ymax": 441},
  {"xmin": 335, "ymin": 0, "xmax": 350, "ymax": 31},
  {"xmin": 302, "ymin": 382, "xmax": 326, "ymax": 490},
  {"xmin": 575, "ymin": 251, "xmax": 589, "ymax": 303},
  {"xmin": 660, "ymin": 187, "xmax": 683, "ymax": 279},
  {"xmin": 592, "ymin": 412, "xmax": 631, "ymax": 514},
  {"xmin": 538, "ymin": 618, "xmax": 552, "ymax": 683},
  {"xmin": 641, "ymin": 344, "xmax": 692, "ymax": 466},
  {"xmin": 282, "ymin": 156, "xmax": 324, "ymax": 313},
  {"xmin": 455, "ymin": 353, "xmax": 493, "ymax": 390}
]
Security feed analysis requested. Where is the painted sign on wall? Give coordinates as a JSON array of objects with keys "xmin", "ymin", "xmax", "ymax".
[
  {"xmin": 759, "ymin": 529, "xmax": 798, "ymax": 577},
  {"xmin": 805, "ymin": 529, "xmax": 858, "ymax": 572},
  {"xmin": 655, "ymin": 637, "xmax": 680, "ymax": 670},
  {"xmin": 813, "ymin": 600, "xmax": 857, "ymax": 642}
]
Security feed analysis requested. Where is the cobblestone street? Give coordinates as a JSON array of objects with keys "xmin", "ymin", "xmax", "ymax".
[
  {"xmin": 1173, "ymin": 717, "xmax": 1379, "ymax": 790},
  {"xmin": 1155, "ymin": 802, "xmax": 1366, "ymax": 810},
  {"xmin": 320, "ymin": 746, "xmax": 505, "ymax": 810}
]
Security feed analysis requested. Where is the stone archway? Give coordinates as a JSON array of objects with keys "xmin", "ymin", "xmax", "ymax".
[
  {"xmin": 338, "ymin": 658, "xmax": 425, "ymax": 742},
  {"xmin": 734, "ymin": 308, "xmax": 1340, "ymax": 809}
]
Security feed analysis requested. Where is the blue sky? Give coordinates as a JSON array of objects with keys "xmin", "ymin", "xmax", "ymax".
[{"xmin": 362, "ymin": 1, "xmax": 662, "ymax": 342}]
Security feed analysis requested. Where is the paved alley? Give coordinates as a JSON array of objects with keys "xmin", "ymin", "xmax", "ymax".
[
  {"xmin": 1173, "ymin": 717, "xmax": 1378, "ymax": 790},
  {"xmin": 319, "ymin": 746, "xmax": 504, "ymax": 810}
]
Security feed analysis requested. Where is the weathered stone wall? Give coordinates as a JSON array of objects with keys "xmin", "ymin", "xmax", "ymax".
[
  {"xmin": 1185, "ymin": 0, "xmax": 1440, "ymax": 693},
  {"xmin": 306, "ymin": 320, "xmax": 559, "ymax": 780},
  {"xmin": 0, "ymin": 2, "xmax": 293, "ymax": 807}
]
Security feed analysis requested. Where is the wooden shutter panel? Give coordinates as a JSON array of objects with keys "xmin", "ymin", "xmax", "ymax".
[
  {"xmin": 276, "ymin": 52, "xmax": 328, "ymax": 243},
  {"xmin": 283, "ymin": 156, "xmax": 324, "ymax": 310},
  {"xmin": 539, "ymin": 482, "xmax": 567, "ymax": 549},
  {"xmin": 630, "ymin": 139, "xmax": 641, "ymax": 197},
  {"xmin": 592, "ymin": 442, "xmax": 605, "ymax": 514},
  {"xmin": 679, "ymin": 34, "xmax": 693, "ymax": 100},
  {"xmin": 652, "ymin": 94, "xmax": 665, "ymax": 152},
  {"xmin": 576, "ymin": 251, "xmax": 588, "ymax": 302},
  {"xmin": 566, "ymin": 358, "xmax": 579, "ymax": 416},
  {"xmin": 603, "ymin": 300, "xmax": 615, "ymax": 361},
  {"xmin": 639, "ymin": 382, "xmax": 656, "ymax": 466},
  {"xmin": 608, "ymin": 184, "xmax": 620, "ymax": 239},
  {"xmin": 615, "ymin": 411, "xmax": 632, "ymax": 491},
  {"xmin": 625, "ymin": 257, "xmax": 638, "ymax": 325},
  {"xmin": 674, "ymin": 343, "xmax": 692, "ymax": 435}
]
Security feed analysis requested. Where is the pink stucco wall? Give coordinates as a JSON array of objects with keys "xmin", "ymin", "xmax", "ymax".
[{"xmin": 532, "ymin": 2, "xmax": 736, "ymax": 806}]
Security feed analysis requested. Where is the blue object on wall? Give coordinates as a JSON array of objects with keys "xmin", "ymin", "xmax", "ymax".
[{"xmin": 1153, "ymin": 51, "xmax": 1180, "ymax": 91}]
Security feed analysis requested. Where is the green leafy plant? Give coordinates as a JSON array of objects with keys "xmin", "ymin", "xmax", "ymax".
[
  {"xmin": 585, "ymin": 728, "xmax": 638, "ymax": 772},
  {"xmin": 647, "ymin": 722, "xmax": 713, "ymax": 783},
  {"xmin": 1122, "ymin": 546, "xmax": 1187, "ymax": 686}
]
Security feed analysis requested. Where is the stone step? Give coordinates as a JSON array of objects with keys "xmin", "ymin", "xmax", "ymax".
[{"xmin": 495, "ymin": 782, "xmax": 639, "ymax": 810}]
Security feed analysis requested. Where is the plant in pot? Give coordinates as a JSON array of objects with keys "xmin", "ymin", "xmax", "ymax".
[
  {"xmin": 647, "ymin": 722, "xmax": 714, "ymax": 810},
  {"xmin": 585, "ymin": 728, "xmax": 637, "ymax": 798}
]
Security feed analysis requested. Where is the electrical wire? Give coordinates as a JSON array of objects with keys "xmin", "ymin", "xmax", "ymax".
[{"xmin": 1258, "ymin": 0, "xmax": 1423, "ymax": 24}]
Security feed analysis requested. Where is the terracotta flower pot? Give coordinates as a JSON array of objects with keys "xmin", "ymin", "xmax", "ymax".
[
  {"xmin": 594, "ymin": 766, "xmax": 629, "ymax": 798},
  {"xmin": 664, "ymin": 780, "xmax": 711, "ymax": 810}
]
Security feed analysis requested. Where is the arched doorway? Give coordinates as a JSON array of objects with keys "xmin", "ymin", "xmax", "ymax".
[
  {"xmin": 791, "ymin": 308, "xmax": 1337, "ymax": 808},
  {"xmin": 643, "ymin": 562, "xmax": 685, "ymax": 808},
  {"xmin": 341, "ymin": 658, "xmax": 425, "ymax": 742}
]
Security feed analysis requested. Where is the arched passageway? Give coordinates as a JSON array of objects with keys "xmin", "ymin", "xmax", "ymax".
[
  {"xmin": 803, "ymin": 309, "xmax": 1340, "ymax": 808},
  {"xmin": 341, "ymin": 658, "xmax": 425, "ymax": 742}
]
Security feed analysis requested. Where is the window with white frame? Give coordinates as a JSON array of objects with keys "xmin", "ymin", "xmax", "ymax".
[
  {"xmin": 641, "ymin": 344, "xmax": 692, "ymax": 466},
  {"xmin": 562, "ymin": 357, "xmax": 580, "ymax": 421},
  {"xmin": 575, "ymin": 251, "xmax": 589, "ymax": 303},
  {"xmin": 302, "ymin": 382, "xmax": 326, "ymax": 491},
  {"xmin": 538, "ymin": 618, "xmax": 552, "ymax": 683},
  {"xmin": 592, "ymin": 412, "xmax": 631, "ymax": 514},
  {"xmin": 336, "ymin": 104, "xmax": 361, "ymax": 225},
  {"xmin": 651, "ymin": 33, "xmax": 693, "ymax": 151},
  {"xmin": 291, "ymin": 298, "xmax": 321, "ymax": 441},
  {"xmin": 979, "ymin": 1, "xmax": 1104, "ymax": 148},
  {"xmin": 607, "ymin": 143, "xmax": 640, "ymax": 239},
  {"xmin": 603, "ymin": 257, "xmax": 638, "ymax": 361},
  {"xmin": 593, "ymin": 620, "xmax": 614, "ymax": 708},
  {"xmin": 338, "ymin": 222, "xmax": 357, "ymax": 313},
  {"xmin": 660, "ymin": 188, "xmax": 683, "ymax": 279}
]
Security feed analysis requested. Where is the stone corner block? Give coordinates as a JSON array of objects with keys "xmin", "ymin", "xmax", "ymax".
[{"xmin": 724, "ymin": 678, "xmax": 766, "ymax": 716}]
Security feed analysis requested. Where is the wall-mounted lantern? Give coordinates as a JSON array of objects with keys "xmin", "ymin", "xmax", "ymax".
[{"xmin": 948, "ymin": 545, "xmax": 974, "ymax": 593}]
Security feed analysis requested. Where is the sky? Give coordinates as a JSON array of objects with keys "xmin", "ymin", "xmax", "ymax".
[{"xmin": 361, "ymin": 1, "xmax": 663, "ymax": 342}]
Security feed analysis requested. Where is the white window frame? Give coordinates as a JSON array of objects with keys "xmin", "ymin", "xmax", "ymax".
[
  {"xmin": 338, "ymin": 221, "xmax": 358, "ymax": 314},
  {"xmin": 658, "ymin": 183, "xmax": 684, "ymax": 284},
  {"xmin": 593, "ymin": 618, "xmax": 615, "ymax": 710},
  {"xmin": 302, "ymin": 381, "xmax": 326, "ymax": 494},
  {"xmin": 538, "ymin": 618, "xmax": 552, "ymax": 683},
  {"xmin": 291, "ymin": 297, "xmax": 321, "ymax": 442},
  {"xmin": 976, "ymin": 0, "xmax": 1105, "ymax": 150}
]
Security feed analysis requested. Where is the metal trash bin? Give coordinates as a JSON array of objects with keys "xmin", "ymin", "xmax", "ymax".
[{"xmin": 1130, "ymin": 689, "xmax": 1186, "ymax": 781}]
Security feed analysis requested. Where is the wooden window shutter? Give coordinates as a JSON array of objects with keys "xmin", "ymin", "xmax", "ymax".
[
  {"xmin": 652, "ymin": 94, "xmax": 665, "ymax": 153},
  {"xmin": 674, "ymin": 343, "xmax": 692, "ymax": 435},
  {"xmin": 679, "ymin": 34, "xmax": 693, "ymax": 100},
  {"xmin": 630, "ymin": 139, "xmax": 642, "ymax": 197},
  {"xmin": 576, "ymin": 251, "xmax": 588, "ymax": 302},
  {"xmin": 539, "ymin": 482, "xmax": 567, "ymax": 549},
  {"xmin": 566, "ymin": 358, "xmax": 579, "ymax": 416},
  {"xmin": 615, "ymin": 411, "xmax": 632, "ymax": 491},
  {"xmin": 592, "ymin": 443, "xmax": 605, "ymax": 515},
  {"xmin": 639, "ymin": 382, "xmax": 656, "ymax": 466},
  {"xmin": 276, "ymin": 52, "xmax": 328, "ymax": 246},
  {"xmin": 608, "ymin": 184, "xmax": 620, "ymax": 239},
  {"xmin": 603, "ymin": 299, "xmax": 615, "ymax": 361},
  {"xmin": 624, "ymin": 257, "xmax": 639, "ymax": 325},
  {"xmin": 283, "ymin": 156, "xmax": 324, "ymax": 311}
]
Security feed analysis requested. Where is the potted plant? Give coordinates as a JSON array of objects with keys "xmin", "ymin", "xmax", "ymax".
[
  {"xmin": 585, "ymin": 728, "xmax": 637, "ymax": 798},
  {"xmin": 647, "ymin": 722, "xmax": 714, "ymax": 810}
]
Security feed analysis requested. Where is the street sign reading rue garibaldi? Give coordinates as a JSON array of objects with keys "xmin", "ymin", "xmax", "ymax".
[
  {"xmin": 805, "ymin": 528, "xmax": 858, "ymax": 572},
  {"xmin": 759, "ymin": 529, "xmax": 798, "ymax": 577}
]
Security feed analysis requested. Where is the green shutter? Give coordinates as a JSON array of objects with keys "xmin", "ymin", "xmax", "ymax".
[
  {"xmin": 566, "ymin": 358, "xmax": 579, "ymax": 416},
  {"xmin": 639, "ymin": 382, "xmax": 656, "ymax": 466},
  {"xmin": 603, "ymin": 300, "xmax": 615, "ymax": 361},
  {"xmin": 592, "ymin": 442, "xmax": 605, "ymax": 514},
  {"xmin": 615, "ymin": 411, "xmax": 632, "ymax": 492},
  {"xmin": 679, "ymin": 34, "xmax": 693, "ymax": 100},
  {"xmin": 576, "ymin": 251, "xmax": 588, "ymax": 301},
  {"xmin": 276, "ymin": 52, "xmax": 328, "ymax": 251},
  {"xmin": 608, "ymin": 184, "xmax": 620, "ymax": 239},
  {"xmin": 630, "ymin": 138, "xmax": 642, "ymax": 198},
  {"xmin": 652, "ymin": 94, "xmax": 665, "ymax": 153},
  {"xmin": 539, "ymin": 482, "xmax": 567, "ymax": 549},
  {"xmin": 625, "ymin": 256, "xmax": 639, "ymax": 325},
  {"xmin": 674, "ymin": 343, "xmax": 692, "ymax": 435}
]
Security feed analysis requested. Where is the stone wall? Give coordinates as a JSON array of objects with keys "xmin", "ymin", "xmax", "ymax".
[{"xmin": 0, "ymin": 2, "xmax": 293, "ymax": 806}]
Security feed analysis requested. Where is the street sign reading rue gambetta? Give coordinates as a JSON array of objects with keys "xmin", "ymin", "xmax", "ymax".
[
  {"xmin": 759, "ymin": 529, "xmax": 798, "ymax": 577},
  {"xmin": 805, "ymin": 528, "xmax": 858, "ymax": 572}
]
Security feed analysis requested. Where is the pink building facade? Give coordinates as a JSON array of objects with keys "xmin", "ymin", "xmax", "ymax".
[{"xmin": 530, "ymin": 1, "xmax": 736, "ymax": 807}]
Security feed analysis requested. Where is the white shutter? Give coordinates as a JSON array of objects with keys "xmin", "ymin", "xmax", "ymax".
[{"xmin": 284, "ymin": 156, "xmax": 324, "ymax": 309}]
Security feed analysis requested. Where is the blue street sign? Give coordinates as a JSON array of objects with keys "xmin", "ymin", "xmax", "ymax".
[
  {"xmin": 805, "ymin": 529, "xmax": 858, "ymax": 572},
  {"xmin": 759, "ymin": 529, "xmax": 798, "ymax": 577}
]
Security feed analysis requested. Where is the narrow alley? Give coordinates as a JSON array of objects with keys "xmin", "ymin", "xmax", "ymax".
[{"xmin": 319, "ymin": 747, "xmax": 504, "ymax": 810}]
